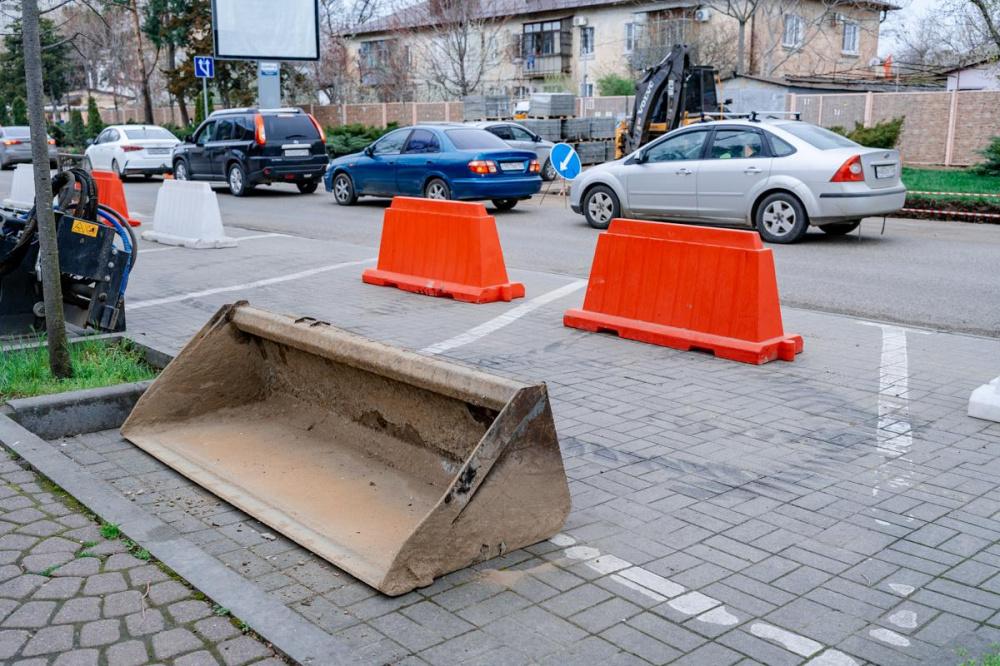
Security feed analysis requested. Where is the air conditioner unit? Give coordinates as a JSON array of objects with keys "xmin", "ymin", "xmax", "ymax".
[
  {"xmin": 694, "ymin": 8, "xmax": 711, "ymax": 22},
  {"xmin": 573, "ymin": 16, "xmax": 588, "ymax": 27}
]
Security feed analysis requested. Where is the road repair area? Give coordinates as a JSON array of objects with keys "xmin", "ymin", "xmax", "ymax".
[{"xmin": 2, "ymin": 171, "xmax": 1000, "ymax": 666}]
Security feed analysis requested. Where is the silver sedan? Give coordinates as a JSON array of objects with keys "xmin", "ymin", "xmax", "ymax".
[
  {"xmin": 466, "ymin": 121, "xmax": 557, "ymax": 181},
  {"xmin": 569, "ymin": 119, "xmax": 906, "ymax": 243}
]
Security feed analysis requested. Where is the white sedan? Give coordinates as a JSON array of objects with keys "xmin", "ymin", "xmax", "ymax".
[
  {"xmin": 569, "ymin": 118, "xmax": 906, "ymax": 243},
  {"xmin": 85, "ymin": 125, "xmax": 180, "ymax": 180}
]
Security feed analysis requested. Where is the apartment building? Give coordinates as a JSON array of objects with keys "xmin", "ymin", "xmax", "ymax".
[{"xmin": 346, "ymin": 0, "xmax": 896, "ymax": 101}]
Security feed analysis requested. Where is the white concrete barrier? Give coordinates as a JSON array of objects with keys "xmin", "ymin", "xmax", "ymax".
[
  {"xmin": 142, "ymin": 180, "xmax": 237, "ymax": 249},
  {"xmin": 3, "ymin": 164, "xmax": 36, "ymax": 210},
  {"xmin": 969, "ymin": 376, "xmax": 1000, "ymax": 422}
]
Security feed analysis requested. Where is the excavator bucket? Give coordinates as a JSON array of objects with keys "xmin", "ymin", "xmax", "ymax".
[{"xmin": 121, "ymin": 303, "xmax": 571, "ymax": 596}]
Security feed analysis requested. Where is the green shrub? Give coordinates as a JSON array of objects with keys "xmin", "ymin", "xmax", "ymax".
[
  {"xmin": 11, "ymin": 97, "xmax": 27, "ymax": 125},
  {"xmin": 66, "ymin": 109, "xmax": 86, "ymax": 148},
  {"xmin": 326, "ymin": 122, "xmax": 398, "ymax": 157},
  {"xmin": 0, "ymin": 104, "xmax": 9, "ymax": 126},
  {"xmin": 974, "ymin": 136, "xmax": 1000, "ymax": 176},
  {"xmin": 829, "ymin": 118, "xmax": 904, "ymax": 149},
  {"xmin": 85, "ymin": 97, "xmax": 104, "ymax": 140},
  {"xmin": 597, "ymin": 73, "xmax": 635, "ymax": 96}
]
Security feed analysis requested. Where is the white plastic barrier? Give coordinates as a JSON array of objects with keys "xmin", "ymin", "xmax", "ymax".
[
  {"xmin": 969, "ymin": 376, "xmax": 1000, "ymax": 422},
  {"xmin": 3, "ymin": 164, "xmax": 36, "ymax": 210},
  {"xmin": 142, "ymin": 180, "xmax": 237, "ymax": 249}
]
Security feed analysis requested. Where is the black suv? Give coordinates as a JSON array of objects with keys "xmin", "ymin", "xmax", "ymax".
[{"xmin": 172, "ymin": 108, "xmax": 328, "ymax": 196}]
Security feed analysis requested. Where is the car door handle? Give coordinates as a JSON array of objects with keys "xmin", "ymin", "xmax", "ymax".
[
  {"xmin": 675, "ymin": 168, "xmax": 693, "ymax": 175},
  {"xmin": 744, "ymin": 166, "xmax": 762, "ymax": 174}
]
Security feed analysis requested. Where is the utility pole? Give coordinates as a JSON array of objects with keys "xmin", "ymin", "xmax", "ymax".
[{"xmin": 22, "ymin": 0, "xmax": 73, "ymax": 378}]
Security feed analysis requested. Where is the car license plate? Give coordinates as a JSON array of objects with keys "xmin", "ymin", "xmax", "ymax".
[
  {"xmin": 285, "ymin": 149, "xmax": 310, "ymax": 157},
  {"xmin": 500, "ymin": 162, "xmax": 524, "ymax": 172},
  {"xmin": 875, "ymin": 164, "xmax": 896, "ymax": 179},
  {"xmin": 147, "ymin": 148, "xmax": 170, "ymax": 155}
]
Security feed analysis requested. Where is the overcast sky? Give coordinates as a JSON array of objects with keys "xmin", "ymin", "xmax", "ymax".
[{"xmin": 879, "ymin": 0, "xmax": 940, "ymax": 56}]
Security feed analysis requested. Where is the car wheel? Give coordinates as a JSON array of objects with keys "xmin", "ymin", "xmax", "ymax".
[
  {"xmin": 0, "ymin": 157, "xmax": 9, "ymax": 171},
  {"xmin": 227, "ymin": 163, "xmax": 251, "ymax": 197},
  {"xmin": 173, "ymin": 160, "xmax": 189, "ymax": 181},
  {"xmin": 112, "ymin": 159, "xmax": 126, "ymax": 181},
  {"xmin": 583, "ymin": 185, "xmax": 620, "ymax": 230},
  {"xmin": 297, "ymin": 180, "xmax": 319, "ymax": 194},
  {"xmin": 332, "ymin": 173, "xmax": 357, "ymax": 205},
  {"xmin": 424, "ymin": 178, "xmax": 451, "ymax": 200},
  {"xmin": 756, "ymin": 193, "xmax": 809, "ymax": 244},
  {"xmin": 542, "ymin": 159, "xmax": 557, "ymax": 181},
  {"xmin": 492, "ymin": 199, "xmax": 518, "ymax": 211},
  {"xmin": 820, "ymin": 221, "xmax": 861, "ymax": 235}
]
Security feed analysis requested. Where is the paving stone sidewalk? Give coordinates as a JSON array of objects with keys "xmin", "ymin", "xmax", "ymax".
[{"xmin": 0, "ymin": 452, "xmax": 283, "ymax": 666}]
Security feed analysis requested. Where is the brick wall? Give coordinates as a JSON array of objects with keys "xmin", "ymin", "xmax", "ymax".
[{"xmin": 792, "ymin": 90, "xmax": 1000, "ymax": 166}]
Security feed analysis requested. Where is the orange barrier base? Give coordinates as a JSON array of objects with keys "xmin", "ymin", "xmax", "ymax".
[
  {"xmin": 91, "ymin": 170, "xmax": 141, "ymax": 227},
  {"xmin": 362, "ymin": 269, "xmax": 524, "ymax": 304},
  {"xmin": 564, "ymin": 309, "xmax": 803, "ymax": 365}
]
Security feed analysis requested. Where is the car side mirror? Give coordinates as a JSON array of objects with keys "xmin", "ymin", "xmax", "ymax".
[
  {"xmin": 184, "ymin": 135, "xmax": 194, "ymax": 143},
  {"xmin": 533, "ymin": 135, "xmax": 542, "ymax": 143},
  {"xmin": 86, "ymin": 138, "xmax": 95, "ymax": 146},
  {"xmin": 364, "ymin": 145, "xmax": 375, "ymax": 157},
  {"xmin": 632, "ymin": 151, "xmax": 646, "ymax": 164},
  {"xmin": 724, "ymin": 98, "xmax": 734, "ymax": 106}
]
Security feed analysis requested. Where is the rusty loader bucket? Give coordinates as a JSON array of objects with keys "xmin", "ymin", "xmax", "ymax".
[{"xmin": 121, "ymin": 303, "xmax": 571, "ymax": 596}]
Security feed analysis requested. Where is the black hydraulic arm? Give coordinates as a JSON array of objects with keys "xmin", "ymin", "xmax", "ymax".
[{"xmin": 625, "ymin": 44, "xmax": 691, "ymax": 155}]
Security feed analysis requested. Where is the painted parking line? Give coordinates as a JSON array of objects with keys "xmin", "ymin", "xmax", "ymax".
[
  {"xmin": 138, "ymin": 232, "xmax": 289, "ymax": 254},
  {"xmin": 421, "ymin": 279, "xmax": 587, "ymax": 355},
  {"xmin": 129, "ymin": 257, "xmax": 375, "ymax": 310}
]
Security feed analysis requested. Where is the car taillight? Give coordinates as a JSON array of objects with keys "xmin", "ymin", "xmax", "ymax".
[
  {"xmin": 254, "ymin": 114, "xmax": 266, "ymax": 145},
  {"xmin": 307, "ymin": 114, "xmax": 326, "ymax": 143},
  {"xmin": 529, "ymin": 159, "xmax": 540, "ymax": 174},
  {"xmin": 831, "ymin": 155, "xmax": 864, "ymax": 182},
  {"xmin": 47, "ymin": 139, "xmax": 55, "ymax": 146},
  {"xmin": 4, "ymin": 140, "xmax": 21, "ymax": 146},
  {"xmin": 468, "ymin": 160, "xmax": 497, "ymax": 175},
  {"xmin": 122, "ymin": 145, "xmax": 143, "ymax": 152}
]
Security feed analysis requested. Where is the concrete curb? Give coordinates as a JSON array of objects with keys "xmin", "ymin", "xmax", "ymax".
[
  {"xmin": 0, "ymin": 396, "xmax": 355, "ymax": 664},
  {"xmin": 5, "ymin": 380, "xmax": 152, "ymax": 439}
]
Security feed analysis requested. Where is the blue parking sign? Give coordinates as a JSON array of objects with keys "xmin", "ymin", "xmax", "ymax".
[
  {"xmin": 550, "ymin": 143, "xmax": 581, "ymax": 180},
  {"xmin": 194, "ymin": 56, "xmax": 215, "ymax": 79}
]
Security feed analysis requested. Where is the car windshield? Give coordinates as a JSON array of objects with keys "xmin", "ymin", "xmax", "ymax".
[
  {"xmin": 446, "ymin": 129, "xmax": 510, "ymax": 150},
  {"xmin": 123, "ymin": 127, "xmax": 177, "ymax": 140},
  {"xmin": 264, "ymin": 114, "xmax": 320, "ymax": 142},
  {"xmin": 777, "ymin": 123, "xmax": 858, "ymax": 150},
  {"xmin": 3, "ymin": 127, "xmax": 30, "ymax": 138}
]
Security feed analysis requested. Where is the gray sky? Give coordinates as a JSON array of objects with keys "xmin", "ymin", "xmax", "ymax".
[{"xmin": 879, "ymin": 0, "xmax": 941, "ymax": 56}]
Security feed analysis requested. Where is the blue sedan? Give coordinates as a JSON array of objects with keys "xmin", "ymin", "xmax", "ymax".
[{"xmin": 324, "ymin": 124, "xmax": 542, "ymax": 211}]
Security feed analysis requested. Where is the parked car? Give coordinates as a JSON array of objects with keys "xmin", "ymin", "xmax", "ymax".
[
  {"xmin": 84, "ymin": 125, "xmax": 180, "ymax": 179},
  {"xmin": 325, "ymin": 124, "xmax": 542, "ymax": 210},
  {"xmin": 569, "ymin": 118, "xmax": 906, "ymax": 243},
  {"xmin": 172, "ymin": 107, "xmax": 328, "ymax": 196},
  {"xmin": 0, "ymin": 126, "xmax": 58, "ymax": 169},
  {"xmin": 466, "ymin": 121, "xmax": 556, "ymax": 181}
]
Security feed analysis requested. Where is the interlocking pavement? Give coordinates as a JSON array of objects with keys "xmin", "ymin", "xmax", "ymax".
[{"xmin": 10, "ymin": 226, "xmax": 1000, "ymax": 665}]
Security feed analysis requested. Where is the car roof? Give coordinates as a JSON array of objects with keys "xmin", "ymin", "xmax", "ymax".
[{"xmin": 209, "ymin": 107, "xmax": 305, "ymax": 117}]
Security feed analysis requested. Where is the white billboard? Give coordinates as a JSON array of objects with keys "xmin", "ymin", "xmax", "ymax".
[{"xmin": 212, "ymin": 0, "xmax": 320, "ymax": 61}]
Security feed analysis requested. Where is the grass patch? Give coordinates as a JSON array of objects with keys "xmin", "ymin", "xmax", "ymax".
[
  {"xmin": 0, "ymin": 338, "xmax": 157, "ymax": 401},
  {"xmin": 99, "ymin": 522, "xmax": 121, "ymax": 539},
  {"xmin": 958, "ymin": 644, "xmax": 1000, "ymax": 665},
  {"xmin": 903, "ymin": 167, "xmax": 1000, "ymax": 201}
]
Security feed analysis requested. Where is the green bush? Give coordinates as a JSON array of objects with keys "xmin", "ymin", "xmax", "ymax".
[
  {"xmin": 0, "ymin": 104, "xmax": 9, "ymax": 126},
  {"xmin": 974, "ymin": 136, "xmax": 1000, "ymax": 176},
  {"xmin": 597, "ymin": 73, "xmax": 635, "ymax": 97},
  {"xmin": 66, "ymin": 109, "xmax": 86, "ymax": 148},
  {"xmin": 85, "ymin": 97, "xmax": 104, "ymax": 140},
  {"xmin": 829, "ymin": 117, "xmax": 904, "ymax": 149},
  {"xmin": 326, "ymin": 122, "xmax": 398, "ymax": 157},
  {"xmin": 11, "ymin": 97, "xmax": 27, "ymax": 125},
  {"xmin": 47, "ymin": 122, "xmax": 65, "ymax": 145}
]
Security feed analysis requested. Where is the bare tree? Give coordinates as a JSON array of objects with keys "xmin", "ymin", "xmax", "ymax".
[
  {"xmin": 21, "ymin": 0, "xmax": 72, "ymax": 378},
  {"xmin": 967, "ymin": 0, "xmax": 1000, "ymax": 49},
  {"xmin": 313, "ymin": 0, "xmax": 381, "ymax": 103},
  {"xmin": 704, "ymin": 0, "xmax": 760, "ymax": 75},
  {"xmin": 412, "ymin": 0, "xmax": 505, "ymax": 99}
]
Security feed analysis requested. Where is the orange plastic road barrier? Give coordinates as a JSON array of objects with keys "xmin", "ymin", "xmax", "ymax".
[
  {"xmin": 362, "ymin": 197, "xmax": 524, "ymax": 303},
  {"xmin": 163, "ymin": 173, "xmax": 174, "ymax": 180},
  {"xmin": 91, "ymin": 170, "xmax": 141, "ymax": 227},
  {"xmin": 564, "ymin": 219, "xmax": 803, "ymax": 365}
]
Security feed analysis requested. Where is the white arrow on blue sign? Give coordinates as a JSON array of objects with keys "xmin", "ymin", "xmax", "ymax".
[
  {"xmin": 194, "ymin": 56, "xmax": 215, "ymax": 79},
  {"xmin": 550, "ymin": 143, "xmax": 582, "ymax": 180}
]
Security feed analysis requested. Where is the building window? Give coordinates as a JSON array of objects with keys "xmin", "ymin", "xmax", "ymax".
[
  {"xmin": 782, "ymin": 14, "xmax": 804, "ymax": 49},
  {"xmin": 842, "ymin": 21, "xmax": 859, "ymax": 54},
  {"xmin": 522, "ymin": 20, "xmax": 564, "ymax": 59},
  {"xmin": 580, "ymin": 26, "xmax": 594, "ymax": 57},
  {"xmin": 581, "ymin": 81, "xmax": 594, "ymax": 97},
  {"xmin": 625, "ymin": 23, "xmax": 636, "ymax": 53}
]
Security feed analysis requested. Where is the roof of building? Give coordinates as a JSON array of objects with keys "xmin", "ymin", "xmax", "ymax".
[
  {"xmin": 722, "ymin": 72, "xmax": 945, "ymax": 93},
  {"xmin": 940, "ymin": 54, "xmax": 1000, "ymax": 74},
  {"xmin": 349, "ymin": 0, "xmax": 899, "ymax": 37}
]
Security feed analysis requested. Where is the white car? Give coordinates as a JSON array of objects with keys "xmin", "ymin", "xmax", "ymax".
[
  {"xmin": 85, "ymin": 125, "xmax": 181, "ymax": 180},
  {"xmin": 569, "ymin": 118, "xmax": 906, "ymax": 243}
]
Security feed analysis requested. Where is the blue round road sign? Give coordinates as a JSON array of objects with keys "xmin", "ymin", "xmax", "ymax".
[{"xmin": 550, "ymin": 143, "xmax": 581, "ymax": 180}]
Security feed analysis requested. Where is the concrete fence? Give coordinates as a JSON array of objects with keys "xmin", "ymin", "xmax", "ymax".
[{"xmin": 790, "ymin": 90, "xmax": 1000, "ymax": 167}]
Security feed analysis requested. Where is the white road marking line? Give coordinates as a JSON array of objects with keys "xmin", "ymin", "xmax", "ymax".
[
  {"xmin": 888, "ymin": 583, "xmax": 915, "ymax": 596},
  {"xmin": 617, "ymin": 567, "xmax": 685, "ymax": 599},
  {"xmin": 806, "ymin": 650, "xmax": 860, "ymax": 665},
  {"xmin": 584, "ymin": 555, "xmax": 631, "ymax": 575},
  {"xmin": 129, "ymin": 258, "xmax": 375, "ymax": 310},
  {"xmin": 138, "ymin": 232, "xmax": 288, "ymax": 254},
  {"xmin": 420, "ymin": 279, "xmax": 587, "ymax": 355},
  {"xmin": 668, "ymin": 591, "xmax": 720, "ymax": 615},
  {"xmin": 750, "ymin": 623, "xmax": 824, "ymax": 657},
  {"xmin": 697, "ymin": 606, "xmax": 739, "ymax": 626},
  {"xmin": 549, "ymin": 534, "xmax": 576, "ymax": 547},
  {"xmin": 889, "ymin": 610, "xmax": 917, "ymax": 629},
  {"xmin": 869, "ymin": 627, "xmax": 910, "ymax": 647},
  {"xmin": 609, "ymin": 574, "xmax": 667, "ymax": 603},
  {"xmin": 563, "ymin": 546, "xmax": 600, "ymax": 560}
]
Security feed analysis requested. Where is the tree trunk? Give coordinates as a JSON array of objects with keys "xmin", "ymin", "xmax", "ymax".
[
  {"xmin": 129, "ymin": 0, "xmax": 155, "ymax": 123},
  {"xmin": 736, "ymin": 19, "xmax": 747, "ymax": 76},
  {"xmin": 21, "ymin": 0, "xmax": 73, "ymax": 379}
]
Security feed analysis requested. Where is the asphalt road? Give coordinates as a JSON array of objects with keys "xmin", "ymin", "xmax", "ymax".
[{"xmin": 3, "ymin": 171, "xmax": 999, "ymax": 337}]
